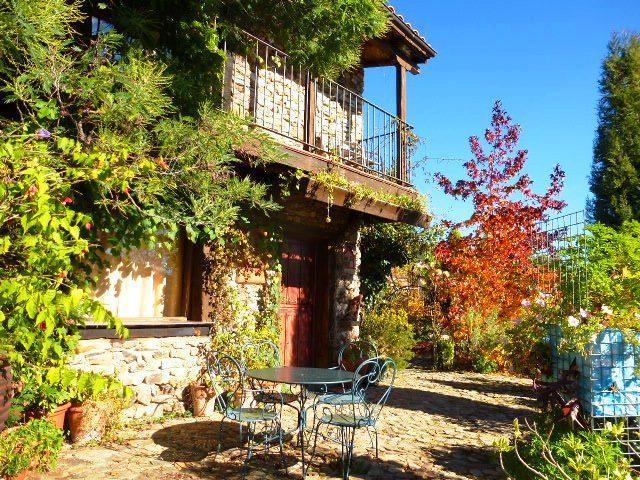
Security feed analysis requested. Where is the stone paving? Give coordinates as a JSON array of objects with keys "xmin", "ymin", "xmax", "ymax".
[{"xmin": 30, "ymin": 369, "xmax": 536, "ymax": 480}]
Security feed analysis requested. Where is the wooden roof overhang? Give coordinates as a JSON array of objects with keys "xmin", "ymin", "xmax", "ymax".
[
  {"xmin": 239, "ymin": 144, "xmax": 431, "ymax": 228},
  {"xmin": 361, "ymin": 6, "xmax": 437, "ymax": 74}
]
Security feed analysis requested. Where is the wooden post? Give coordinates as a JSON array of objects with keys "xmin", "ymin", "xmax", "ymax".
[
  {"xmin": 304, "ymin": 72, "xmax": 317, "ymax": 151},
  {"xmin": 396, "ymin": 65, "xmax": 408, "ymax": 182}
]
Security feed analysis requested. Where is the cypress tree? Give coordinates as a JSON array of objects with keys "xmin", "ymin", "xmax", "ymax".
[{"xmin": 589, "ymin": 33, "xmax": 640, "ymax": 226}]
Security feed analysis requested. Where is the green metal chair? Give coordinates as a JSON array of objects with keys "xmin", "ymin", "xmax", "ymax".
[
  {"xmin": 240, "ymin": 339, "xmax": 299, "ymax": 406},
  {"xmin": 309, "ymin": 356, "xmax": 397, "ymax": 480},
  {"xmin": 206, "ymin": 353, "xmax": 286, "ymax": 474},
  {"xmin": 308, "ymin": 339, "xmax": 378, "ymax": 406}
]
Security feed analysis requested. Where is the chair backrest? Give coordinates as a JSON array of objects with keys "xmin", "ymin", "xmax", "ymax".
[
  {"xmin": 240, "ymin": 339, "xmax": 281, "ymax": 370},
  {"xmin": 206, "ymin": 353, "xmax": 244, "ymax": 412},
  {"xmin": 350, "ymin": 356, "xmax": 397, "ymax": 425},
  {"xmin": 337, "ymin": 339, "xmax": 378, "ymax": 372}
]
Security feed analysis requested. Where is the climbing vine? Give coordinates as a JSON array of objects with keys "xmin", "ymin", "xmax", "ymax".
[{"xmin": 206, "ymin": 228, "xmax": 283, "ymax": 361}]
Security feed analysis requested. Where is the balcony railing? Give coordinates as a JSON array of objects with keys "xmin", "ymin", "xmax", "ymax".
[{"xmin": 221, "ymin": 30, "xmax": 414, "ymax": 186}]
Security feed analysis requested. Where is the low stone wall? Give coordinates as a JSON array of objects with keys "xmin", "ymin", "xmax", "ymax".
[{"xmin": 70, "ymin": 336, "xmax": 209, "ymax": 419}]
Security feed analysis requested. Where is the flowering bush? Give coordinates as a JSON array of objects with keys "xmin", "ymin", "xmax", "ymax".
[{"xmin": 511, "ymin": 222, "xmax": 640, "ymax": 373}]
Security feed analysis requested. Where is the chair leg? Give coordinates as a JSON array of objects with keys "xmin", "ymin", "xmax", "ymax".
[
  {"xmin": 309, "ymin": 419, "xmax": 323, "ymax": 466},
  {"xmin": 217, "ymin": 416, "xmax": 226, "ymax": 455},
  {"xmin": 374, "ymin": 427, "xmax": 379, "ymax": 460},
  {"xmin": 246, "ymin": 423, "xmax": 254, "ymax": 461},
  {"xmin": 277, "ymin": 419, "xmax": 288, "ymax": 473},
  {"xmin": 343, "ymin": 427, "xmax": 356, "ymax": 480}
]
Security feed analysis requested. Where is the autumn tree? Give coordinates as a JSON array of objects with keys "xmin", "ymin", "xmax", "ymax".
[{"xmin": 434, "ymin": 101, "xmax": 566, "ymax": 339}]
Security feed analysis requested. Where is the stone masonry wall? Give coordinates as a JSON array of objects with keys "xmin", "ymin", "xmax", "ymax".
[
  {"xmin": 223, "ymin": 51, "xmax": 365, "ymax": 159},
  {"xmin": 70, "ymin": 336, "xmax": 210, "ymax": 419},
  {"xmin": 328, "ymin": 224, "xmax": 362, "ymax": 353}
]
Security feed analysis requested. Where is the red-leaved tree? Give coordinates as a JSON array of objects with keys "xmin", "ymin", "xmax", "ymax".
[{"xmin": 434, "ymin": 101, "xmax": 566, "ymax": 340}]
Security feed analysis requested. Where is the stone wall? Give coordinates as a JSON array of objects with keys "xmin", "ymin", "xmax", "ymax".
[
  {"xmin": 70, "ymin": 336, "xmax": 209, "ymax": 419},
  {"xmin": 328, "ymin": 224, "xmax": 362, "ymax": 352}
]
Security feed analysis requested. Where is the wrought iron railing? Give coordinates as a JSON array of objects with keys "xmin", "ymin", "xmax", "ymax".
[{"xmin": 221, "ymin": 30, "xmax": 414, "ymax": 186}]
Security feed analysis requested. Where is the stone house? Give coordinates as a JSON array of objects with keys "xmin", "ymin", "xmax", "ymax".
[{"xmin": 73, "ymin": 6, "xmax": 436, "ymax": 418}]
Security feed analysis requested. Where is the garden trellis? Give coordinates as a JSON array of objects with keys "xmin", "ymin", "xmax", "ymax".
[
  {"xmin": 534, "ymin": 210, "xmax": 640, "ymax": 466},
  {"xmin": 532, "ymin": 210, "xmax": 589, "ymax": 310}
]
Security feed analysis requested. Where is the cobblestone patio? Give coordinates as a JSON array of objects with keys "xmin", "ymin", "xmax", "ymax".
[{"xmin": 30, "ymin": 369, "xmax": 536, "ymax": 480}]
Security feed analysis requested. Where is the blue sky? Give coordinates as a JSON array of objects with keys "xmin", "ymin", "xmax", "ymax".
[{"xmin": 364, "ymin": 0, "xmax": 640, "ymax": 223}]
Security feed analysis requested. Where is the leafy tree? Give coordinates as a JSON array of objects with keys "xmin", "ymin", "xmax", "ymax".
[
  {"xmin": 434, "ymin": 101, "xmax": 566, "ymax": 338},
  {"xmin": 82, "ymin": 0, "xmax": 389, "ymax": 113},
  {"xmin": 193, "ymin": 0, "xmax": 389, "ymax": 79},
  {"xmin": 359, "ymin": 223, "xmax": 440, "ymax": 302},
  {"xmin": 589, "ymin": 33, "xmax": 640, "ymax": 226}
]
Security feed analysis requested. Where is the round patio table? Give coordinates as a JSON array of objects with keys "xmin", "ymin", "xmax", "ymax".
[{"xmin": 247, "ymin": 366, "xmax": 358, "ymax": 478}]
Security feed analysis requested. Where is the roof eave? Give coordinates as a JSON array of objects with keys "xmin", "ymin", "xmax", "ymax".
[{"xmin": 386, "ymin": 5, "xmax": 437, "ymax": 62}]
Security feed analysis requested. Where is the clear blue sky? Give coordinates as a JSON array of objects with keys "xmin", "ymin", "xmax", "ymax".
[{"xmin": 364, "ymin": 0, "xmax": 640, "ymax": 224}]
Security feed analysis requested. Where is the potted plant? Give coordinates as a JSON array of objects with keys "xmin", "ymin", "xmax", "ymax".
[
  {"xmin": 0, "ymin": 418, "xmax": 63, "ymax": 480},
  {"xmin": 0, "ymin": 353, "xmax": 14, "ymax": 433},
  {"xmin": 0, "ymin": 337, "xmax": 17, "ymax": 432},
  {"xmin": 13, "ymin": 366, "xmax": 74, "ymax": 429},
  {"xmin": 66, "ymin": 371, "xmax": 132, "ymax": 444},
  {"xmin": 188, "ymin": 363, "xmax": 221, "ymax": 417}
]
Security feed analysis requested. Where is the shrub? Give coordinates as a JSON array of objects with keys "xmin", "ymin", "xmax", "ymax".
[
  {"xmin": 462, "ymin": 310, "xmax": 507, "ymax": 373},
  {"xmin": 433, "ymin": 336, "xmax": 455, "ymax": 370},
  {"xmin": 496, "ymin": 418, "xmax": 635, "ymax": 480},
  {"xmin": 361, "ymin": 308, "xmax": 416, "ymax": 369},
  {"xmin": 0, "ymin": 419, "xmax": 63, "ymax": 477},
  {"xmin": 513, "ymin": 221, "xmax": 640, "ymax": 373}
]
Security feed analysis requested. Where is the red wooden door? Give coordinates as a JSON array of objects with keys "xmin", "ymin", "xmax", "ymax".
[{"xmin": 279, "ymin": 239, "xmax": 316, "ymax": 367}]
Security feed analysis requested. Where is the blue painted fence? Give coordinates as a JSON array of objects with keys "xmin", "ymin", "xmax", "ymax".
[{"xmin": 547, "ymin": 326, "xmax": 640, "ymax": 418}]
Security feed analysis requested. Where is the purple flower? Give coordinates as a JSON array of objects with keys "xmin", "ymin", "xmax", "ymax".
[
  {"xmin": 521, "ymin": 299, "xmax": 532, "ymax": 307},
  {"xmin": 35, "ymin": 128, "xmax": 51, "ymax": 139}
]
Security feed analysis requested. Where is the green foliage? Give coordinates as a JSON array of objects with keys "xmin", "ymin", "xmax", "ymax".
[
  {"xmin": 497, "ymin": 418, "xmax": 636, "ymax": 480},
  {"xmin": 0, "ymin": 0, "xmax": 282, "ymax": 418},
  {"xmin": 581, "ymin": 221, "xmax": 640, "ymax": 313},
  {"xmin": 589, "ymin": 32, "xmax": 640, "ymax": 226},
  {"xmin": 361, "ymin": 308, "xmax": 416, "ymax": 369},
  {"xmin": 305, "ymin": 169, "xmax": 429, "ymax": 218},
  {"xmin": 433, "ymin": 336, "xmax": 455, "ymax": 371},
  {"xmin": 360, "ymin": 223, "xmax": 440, "ymax": 302},
  {"xmin": 461, "ymin": 310, "xmax": 506, "ymax": 373},
  {"xmin": 0, "ymin": 419, "xmax": 64, "ymax": 477},
  {"xmin": 65, "ymin": 368, "xmax": 132, "ymax": 403},
  {"xmin": 208, "ymin": 0, "xmax": 389, "ymax": 79},
  {"xmin": 94, "ymin": 0, "xmax": 388, "ymax": 113},
  {"xmin": 10, "ymin": 365, "xmax": 130, "ymax": 416}
]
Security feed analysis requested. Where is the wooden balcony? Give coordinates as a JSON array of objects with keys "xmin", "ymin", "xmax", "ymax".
[{"xmin": 221, "ymin": 31, "xmax": 416, "ymax": 188}]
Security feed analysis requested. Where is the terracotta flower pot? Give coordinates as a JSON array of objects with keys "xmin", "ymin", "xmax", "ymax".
[
  {"xmin": 189, "ymin": 384, "xmax": 210, "ymax": 417},
  {"xmin": 4, "ymin": 469, "xmax": 29, "ymax": 480},
  {"xmin": 46, "ymin": 402, "xmax": 71, "ymax": 429},
  {"xmin": 0, "ymin": 364, "xmax": 13, "ymax": 432},
  {"xmin": 65, "ymin": 401, "xmax": 107, "ymax": 444}
]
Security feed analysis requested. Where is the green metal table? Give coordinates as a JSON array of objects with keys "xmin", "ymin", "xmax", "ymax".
[{"xmin": 247, "ymin": 366, "xmax": 357, "ymax": 478}]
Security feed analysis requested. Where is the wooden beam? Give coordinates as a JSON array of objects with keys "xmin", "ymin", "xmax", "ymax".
[
  {"xmin": 396, "ymin": 65, "xmax": 408, "ymax": 183},
  {"xmin": 396, "ymin": 65, "xmax": 407, "ymax": 122},
  {"xmin": 395, "ymin": 53, "xmax": 420, "ymax": 75},
  {"xmin": 304, "ymin": 73, "xmax": 317, "ymax": 150}
]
